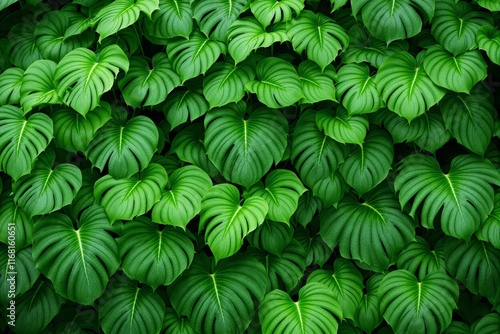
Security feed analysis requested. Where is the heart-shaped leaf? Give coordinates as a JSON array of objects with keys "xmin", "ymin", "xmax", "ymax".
[{"xmin": 316, "ymin": 107, "xmax": 369, "ymax": 145}]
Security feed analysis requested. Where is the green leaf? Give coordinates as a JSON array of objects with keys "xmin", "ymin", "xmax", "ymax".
[
  {"xmin": 473, "ymin": 314, "xmax": 500, "ymax": 334},
  {"xmin": 476, "ymin": 0, "xmax": 500, "ymax": 11},
  {"xmin": 311, "ymin": 170, "xmax": 348, "ymax": 207},
  {"xmin": 440, "ymin": 92, "xmax": 495, "ymax": 156},
  {"xmin": 378, "ymin": 270, "xmax": 459, "ymax": 334},
  {"xmin": 152, "ymin": 165, "xmax": 212, "ymax": 229},
  {"xmin": 94, "ymin": 163, "xmax": 168, "ymax": 223},
  {"xmin": 193, "ymin": 0, "xmax": 248, "ymax": 41},
  {"xmin": 163, "ymin": 308, "xmax": 196, "ymax": 334},
  {"xmin": 118, "ymin": 53, "xmax": 180, "ymax": 108},
  {"xmin": 308, "ymin": 258, "xmax": 363, "ymax": 320},
  {"xmin": 377, "ymin": 51, "xmax": 446, "ymax": 122},
  {"xmin": 286, "ymin": 10, "xmax": 349, "ymax": 70},
  {"xmin": 414, "ymin": 107, "xmax": 451, "ymax": 153},
  {"xmin": 33, "ymin": 206, "xmax": 119, "ymax": 305},
  {"xmin": 144, "ymin": 0, "xmax": 193, "ymax": 39},
  {"xmin": 69, "ymin": 168, "xmax": 100, "ymax": 220},
  {"xmin": 88, "ymin": 115, "xmax": 158, "ymax": 179},
  {"xmin": 245, "ymin": 169, "xmax": 306, "ymax": 224},
  {"xmin": 0, "ymin": 105, "xmax": 53, "ymax": 181},
  {"xmin": 34, "ymin": 11, "xmax": 95, "ymax": 62},
  {"xmin": 204, "ymin": 103, "xmax": 288, "ymax": 187},
  {"xmin": 163, "ymin": 88, "xmax": 209, "ymax": 129},
  {"xmin": 431, "ymin": 0, "xmax": 493, "ymax": 56},
  {"xmin": 248, "ymin": 220, "xmax": 294, "ymax": 256},
  {"xmin": 95, "ymin": 0, "xmax": 160, "ymax": 41},
  {"xmin": 227, "ymin": 17, "xmax": 289, "ymax": 64},
  {"xmin": 294, "ymin": 227, "xmax": 333, "ymax": 266},
  {"xmin": 8, "ymin": 22, "xmax": 44, "ymax": 70},
  {"xmin": 477, "ymin": 25, "xmax": 500, "ymax": 65},
  {"xmin": 250, "ymin": 0, "xmax": 304, "ymax": 28},
  {"xmin": 298, "ymin": 61, "xmax": 337, "ymax": 104},
  {"xmin": 9, "ymin": 281, "xmax": 64, "ymax": 334},
  {"xmin": 203, "ymin": 60, "xmax": 255, "ymax": 108},
  {"xmin": 445, "ymin": 236, "xmax": 500, "ymax": 304},
  {"xmin": 169, "ymin": 253, "xmax": 267, "ymax": 334},
  {"xmin": 320, "ymin": 185, "xmax": 416, "ymax": 271},
  {"xmin": 423, "ymin": 45, "xmax": 487, "ymax": 93},
  {"xmin": 395, "ymin": 154, "xmax": 500, "ymax": 240},
  {"xmin": 444, "ymin": 322, "xmax": 470, "ymax": 334},
  {"xmin": 52, "ymin": 104, "xmax": 112, "ymax": 153},
  {"xmin": 200, "ymin": 184, "xmax": 268, "ymax": 261},
  {"xmin": 354, "ymin": 274, "xmax": 384, "ymax": 334},
  {"xmin": 13, "ymin": 150, "xmax": 82, "ymax": 217},
  {"xmin": 167, "ymin": 30, "xmax": 226, "ymax": 83},
  {"xmin": 371, "ymin": 108, "xmax": 426, "ymax": 143},
  {"xmin": 55, "ymin": 45, "xmax": 129, "ymax": 116},
  {"xmin": 292, "ymin": 191, "xmax": 321, "ymax": 228},
  {"xmin": 336, "ymin": 63, "xmax": 383, "ymax": 115},
  {"xmin": 0, "ymin": 67, "xmax": 23, "ymax": 105},
  {"xmin": 20, "ymin": 60, "xmax": 62, "ymax": 112},
  {"xmin": 291, "ymin": 110, "xmax": 347, "ymax": 187},
  {"xmin": 0, "ymin": 197, "xmax": 32, "ymax": 250},
  {"xmin": 259, "ymin": 282, "xmax": 343, "ymax": 334},
  {"xmin": 476, "ymin": 190, "xmax": 500, "ymax": 249},
  {"xmin": 245, "ymin": 57, "xmax": 302, "ymax": 108},
  {"xmin": 396, "ymin": 236, "xmax": 446, "ymax": 281},
  {"xmin": 99, "ymin": 274, "xmax": 166, "ymax": 334},
  {"xmin": 339, "ymin": 129, "xmax": 394, "ymax": 196},
  {"xmin": 0, "ymin": 0, "xmax": 17, "ymax": 11},
  {"xmin": 316, "ymin": 107, "xmax": 369, "ymax": 145},
  {"xmin": 118, "ymin": 217, "xmax": 194, "ymax": 289}
]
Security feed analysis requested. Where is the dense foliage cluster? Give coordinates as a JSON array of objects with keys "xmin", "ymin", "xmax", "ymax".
[{"xmin": 0, "ymin": 0, "xmax": 500, "ymax": 333}]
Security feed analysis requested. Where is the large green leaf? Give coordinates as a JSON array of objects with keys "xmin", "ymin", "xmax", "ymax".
[
  {"xmin": 94, "ymin": 163, "xmax": 168, "ymax": 222},
  {"xmin": 33, "ymin": 205, "xmax": 120, "ymax": 305},
  {"xmin": 193, "ymin": 0, "xmax": 248, "ymax": 41},
  {"xmin": 227, "ymin": 17, "xmax": 289, "ymax": 64},
  {"xmin": 377, "ymin": 52, "xmax": 446, "ymax": 122},
  {"xmin": 298, "ymin": 61, "xmax": 337, "ymax": 104},
  {"xmin": 378, "ymin": 270, "xmax": 459, "ymax": 334},
  {"xmin": 169, "ymin": 253, "xmax": 267, "ymax": 334},
  {"xmin": 394, "ymin": 154, "xmax": 500, "ymax": 240},
  {"xmin": 0, "ymin": 105, "xmax": 53, "ymax": 181},
  {"xmin": 99, "ymin": 274, "xmax": 166, "ymax": 334},
  {"xmin": 259, "ymin": 282, "xmax": 343, "ymax": 334},
  {"xmin": 203, "ymin": 60, "xmax": 255, "ymax": 108},
  {"xmin": 286, "ymin": 10, "xmax": 349, "ymax": 70},
  {"xmin": 336, "ymin": 63, "xmax": 383, "ymax": 115},
  {"xmin": 245, "ymin": 57, "xmax": 303, "ymax": 108},
  {"xmin": 423, "ymin": 45, "xmax": 487, "ymax": 93},
  {"xmin": 440, "ymin": 91, "xmax": 496, "ymax": 156},
  {"xmin": 339, "ymin": 129, "xmax": 394, "ymax": 196},
  {"xmin": 291, "ymin": 110, "xmax": 346, "ymax": 187},
  {"xmin": 0, "ymin": 197, "xmax": 32, "ymax": 250},
  {"xmin": 55, "ymin": 45, "xmax": 129, "ymax": 116},
  {"xmin": 13, "ymin": 150, "xmax": 82, "ymax": 217},
  {"xmin": 477, "ymin": 25, "xmax": 500, "ymax": 65},
  {"xmin": 320, "ymin": 185, "xmax": 416, "ymax": 271},
  {"xmin": 162, "ymin": 88, "xmax": 209, "ymax": 129},
  {"xmin": 95, "ymin": 0, "xmax": 159, "ymax": 41},
  {"xmin": 247, "ymin": 220, "xmax": 294, "ymax": 256},
  {"xmin": 396, "ymin": 236, "xmax": 446, "ymax": 281},
  {"xmin": 199, "ymin": 184, "xmax": 268, "ymax": 261},
  {"xmin": 476, "ymin": 190, "xmax": 500, "ymax": 249},
  {"xmin": 144, "ymin": 0, "xmax": 193, "ymax": 39},
  {"xmin": 352, "ymin": 0, "xmax": 435, "ymax": 43},
  {"xmin": 431, "ymin": 0, "xmax": 492, "ymax": 56},
  {"xmin": 308, "ymin": 258, "xmax": 364, "ymax": 320},
  {"xmin": 204, "ymin": 102, "xmax": 288, "ymax": 187},
  {"xmin": 250, "ymin": 0, "xmax": 304, "ymax": 28},
  {"xmin": 152, "ymin": 165, "xmax": 212, "ymax": 229},
  {"xmin": 245, "ymin": 169, "xmax": 306, "ymax": 224},
  {"xmin": 118, "ymin": 53, "xmax": 180, "ymax": 108},
  {"xmin": 118, "ymin": 217, "xmax": 194, "ymax": 289},
  {"xmin": 167, "ymin": 31, "xmax": 226, "ymax": 83},
  {"xmin": 354, "ymin": 274, "xmax": 384, "ymax": 334},
  {"xmin": 87, "ymin": 115, "xmax": 158, "ymax": 179},
  {"xmin": 316, "ymin": 107, "xmax": 369, "ymax": 145},
  {"xmin": 20, "ymin": 60, "xmax": 62, "ymax": 112},
  {"xmin": 0, "ymin": 67, "xmax": 23, "ymax": 105}
]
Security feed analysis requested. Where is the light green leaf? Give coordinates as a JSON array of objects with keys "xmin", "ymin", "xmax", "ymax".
[
  {"xmin": 167, "ymin": 30, "xmax": 226, "ymax": 83},
  {"xmin": 298, "ymin": 60, "xmax": 337, "ymax": 104},
  {"xmin": 55, "ymin": 45, "xmax": 129, "ymax": 116},
  {"xmin": 13, "ymin": 150, "xmax": 82, "ymax": 217},
  {"xmin": 476, "ymin": 0, "xmax": 500, "ymax": 11},
  {"xmin": 20, "ymin": 60, "xmax": 62, "ymax": 112},
  {"xmin": 0, "ymin": 67, "xmax": 23, "ymax": 105},
  {"xmin": 144, "ymin": 0, "xmax": 193, "ymax": 39},
  {"xmin": 94, "ymin": 163, "xmax": 168, "ymax": 223},
  {"xmin": 259, "ymin": 282, "xmax": 343, "ymax": 334},
  {"xmin": 395, "ymin": 154, "xmax": 500, "ymax": 240},
  {"xmin": 248, "ymin": 220, "xmax": 294, "ymax": 256},
  {"xmin": 33, "ymin": 206, "xmax": 119, "ymax": 305},
  {"xmin": 0, "ymin": 0, "xmax": 17, "ymax": 11},
  {"xmin": 379, "ymin": 270, "xmax": 459, "ymax": 334},
  {"xmin": 250, "ymin": 0, "xmax": 304, "ymax": 28},
  {"xmin": 87, "ymin": 115, "xmax": 158, "ymax": 179},
  {"xmin": 118, "ymin": 53, "xmax": 180, "ymax": 108},
  {"xmin": 193, "ymin": 0, "xmax": 248, "ymax": 41},
  {"xmin": 423, "ymin": 45, "xmax": 487, "ymax": 93},
  {"xmin": 169, "ymin": 253, "xmax": 267, "ymax": 334},
  {"xmin": 95, "ymin": 0, "xmax": 159, "ymax": 41},
  {"xmin": 354, "ymin": 274, "xmax": 384, "ymax": 334},
  {"xmin": 477, "ymin": 25, "xmax": 500, "ymax": 65},
  {"xmin": 316, "ymin": 107, "xmax": 369, "ymax": 145},
  {"xmin": 397, "ymin": 236, "xmax": 446, "ymax": 281},
  {"xmin": 245, "ymin": 169, "xmax": 306, "ymax": 224},
  {"xmin": 152, "ymin": 165, "xmax": 212, "ymax": 229},
  {"xmin": 339, "ymin": 129, "xmax": 394, "ymax": 196},
  {"xmin": 476, "ymin": 190, "xmax": 500, "ymax": 249},
  {"xmin": 118, "ymin": 217, "xmax": 194, "ymax": 289},
  {"xmin": 163, "ymin": 88, "xmax": 209, "ymax": 129},
  {"xmin": 199, "ymin": 184, "xmax": 268, "ymax": 261},
  {"xmin": 204, "ymin": 102, "xmax": 288, "ymax": 187}
]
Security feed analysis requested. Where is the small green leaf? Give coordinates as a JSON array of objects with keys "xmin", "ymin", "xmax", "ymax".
[
  {"xmin": 20, "ymin": 60, "xmax": 62, "ymax": 112},
  {"xmin": 476, "ymin": 190, "xmax": 500, "ymax": 249},
  {"xmin": 316, "ymin": 107, "xmax": 369, "ymax": 145},
  {"xmin": 0, "ymin": 67, "xmax": 23, "ymax": 105},
  {"xmin": 248, "ymin": 220, "xmax": 294, "ymax": 256},
  {"xmin": 144, "ymin": 0, "xmax": 193, "ymax": 39},
  {"xmin": 163, "ymin": 88, "xmax": 209, "ymax": 129},
  {"xmin": 193, "ymin": 0, "xmax": 248, "ymax": 41},
  {"xmin": 477, "ymin": 25, "xmax": 500, "ymax": 65},
  {"xmin": 397, "ymin": 236, "xmax": 446, "ymax": 280},
  {"xmin": 163, "ymin": 308, "xmax": 196, "ymax": 334},
  {"xmin": 251, "ymin": 0, "xmax": 305, "ymax": 28},
  {"xmin": 354, "ymin": 274, "xmax": 384, "ymax": 334},
  {"xmin": 414, "ymin": 107, "xmax": 451, "ymax": 153},
  {"xmin": 298, "ymin": 61, "xmax": 337, "ymax": 104},
  {"xmin": 0, "ymin": 197, "xmax": 32, "ymax": 250}
]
